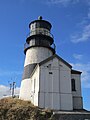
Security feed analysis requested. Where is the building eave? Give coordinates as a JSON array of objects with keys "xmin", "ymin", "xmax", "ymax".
[{"xmin": 71, "ymin": 69, "xmax": 82, "ymax": 74}]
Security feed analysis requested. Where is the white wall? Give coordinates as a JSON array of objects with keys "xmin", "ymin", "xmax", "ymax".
[
  {"xmin": 59, "ymin": 61, "xmax": 72, "ymax": 94},
  {"xmin": 71, "ymin": 74, "xmax": 83, "ymax": 109},
  {"xmin": 73, "ymin": 96, "xmax": 83, "ymax": 109},
  {"xmin": 39, "ymin": 57, "xmax": 73, "ymax": 110},
  {"xmin": 60, "ymin": 94, "xmax": 72, "ymax": 110},
  {"xmin": 30, "ymin": 66, "xmax": 39, "ymax": 106},
  {"xmin": 19, "ymin": 78, "xmax": 31, "ymax": 100},
  {"xmin": 19, "ymin": 66, "xmax": 39, "ymax": 106},
  {"xmin": 24, "ymin": 47, "xmax": 53, "ymax": 66},
  {"xmin": 71, "ymin": 74, "xmax": 82, "ymax": 96}
]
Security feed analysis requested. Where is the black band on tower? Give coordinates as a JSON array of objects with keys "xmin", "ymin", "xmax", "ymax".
[{"xmin": 22, "ymin": 64, "xmax": 37, "ymax": 80}]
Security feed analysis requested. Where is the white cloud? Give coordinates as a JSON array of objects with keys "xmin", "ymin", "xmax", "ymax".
[
  {"xmin": 0, "ymin": 85, "xmax": 20, "ymax": 99},
  {"xmin": 73, "ymin": 54, "xmax": 83, "ymax": 60},
  {"xmin": 46, "ymin": 0, "xmax": 90, "ymax": 6},
  {"xmin": 71, "ymin": 24, "xmax": 90, "ymax": 43},
  {"xmin": 70, "ymin": 0, "xmax": 90, "ymax": 43},
  {"xmin": 0, "ymin": 69, "xmax": 22, "ymax": 77},
  {"xmin": 86, "ymin": 0, "xmax": 90, "ymax": 6},
  {"xmin": 46, "ymin": 0, "xmax": 79, "ymax": 6},
  {"xmin": 71, "ymin": 62, "xmax": 90, "ymax": 88},
  {"xmin": 88, "ymin": 12, "xmax": 90, "ymax": 19}
]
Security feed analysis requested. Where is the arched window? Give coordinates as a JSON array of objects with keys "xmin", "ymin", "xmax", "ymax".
[{"xmin": 71, "ymin": 79, "xmax": 76, "ymax": 91}]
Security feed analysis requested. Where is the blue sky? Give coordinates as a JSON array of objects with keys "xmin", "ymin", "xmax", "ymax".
[{"xmin": 0, "ymin": 0, "xmax": 90, "ymax": 110}]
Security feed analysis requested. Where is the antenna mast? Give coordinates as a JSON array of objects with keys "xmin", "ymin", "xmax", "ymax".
[{"xmin": 9, "ymin": 82, "xmax": 16, "ymax": 98}]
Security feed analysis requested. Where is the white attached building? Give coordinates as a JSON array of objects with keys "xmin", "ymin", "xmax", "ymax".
[{"xmin": 19, "ymin": 16, "xmax": 83, "ymax": 110}]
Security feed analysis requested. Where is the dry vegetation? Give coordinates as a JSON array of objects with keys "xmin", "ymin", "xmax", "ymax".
[
  {"xmin": 1, "ymin": 97, "xmax": 89, "ymax": 120},
  {"xmin": 0, "ymin": 97, "xmax": 54, "ymax": 120}
]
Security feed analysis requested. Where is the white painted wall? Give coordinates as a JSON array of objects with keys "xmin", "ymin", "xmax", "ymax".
[
  {"xmin": 71, "ymin": 74, "xmax": 82, "ymax": 96},
  {"xmin": 19, "ymin": 78, "xmax": 31, "ymax": 100},
  {"xmin": 39, "ymin": 57, "xmax": 73, "ymax": 110},
  {"xmin": 30, "ymin": 66, "xmax": 39, "ymax": 106},
  {"xmin": 73, "ymin": 96, "xmax": 83, "ymax": 109},
  {"xmin": 20, "ymin": 53, "xmax": 82, "ymax": 110},
  {"xmin": 59, "ymin": 61, "xmax": 72, "ymax": 94},
  {"xmin": 24, "ymin": 47, "xmax": 53, "ymax": 66},
  {"xmin": 19, "ymin": 66, "xmax": 39, "ymax": 106},
  {"xmin": 60, "ymin": 94, "xmax": 73, "ymax": 110},
  {"xmin": 71, "ymin": 74, "xmax": 83, "ymax": 109}
]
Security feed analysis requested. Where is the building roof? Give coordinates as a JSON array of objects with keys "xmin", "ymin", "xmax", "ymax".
[
  {"xmin": 39, "ymin": 54, "xmax": 72, "ymax": 68},
  {"xmin": 30, "ymin": 54, "xmax": 72, "ymax": 78},
  {"xmin": 71, "ymin": 69, "xmax": 82, "ymax": 74},
  {"xmin": 29, "ymin": 19, "xmax": 52, "ymax": 29},
  {"xmin": 22, "ymin": 63, "xmax": 37, "ymax": 80},
  {"xmin": 22, "ymin": 55, "xmax": 82, "ymax": 79}
]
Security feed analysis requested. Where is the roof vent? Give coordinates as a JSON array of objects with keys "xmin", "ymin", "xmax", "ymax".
[{"xmin": 38, "ymin": 16, "xmax": 42, "ymax": 20}]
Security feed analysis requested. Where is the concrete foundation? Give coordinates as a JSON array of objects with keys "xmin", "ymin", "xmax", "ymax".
[{"xmin": 53, "ymin": 111, "xmax": 90, "ymax": 120}]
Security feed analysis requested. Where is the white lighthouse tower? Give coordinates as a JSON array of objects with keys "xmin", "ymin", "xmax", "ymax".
[
  {"xmin": 19, "ymin": 16, "xmax": 55, "ymax": 101},
  {"xmin": 20, "ymin": 16, "xmax": 83, "ymax": 110},
  {"xmin": 24, "ymin": 16, "xmax": 55, "ymax": 65}
]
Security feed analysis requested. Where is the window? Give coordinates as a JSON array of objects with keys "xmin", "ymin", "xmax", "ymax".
[
  {"xmin": 71, "ymin": 79, "xmax": 76, "ymax": 91},
  {"xmin": 31, "ymin": 23, "xmax": 35, "ymax": 30},
  {"xmin": 48, "ymin": 64, "xmax": 51, "ymax": 70},
  {"xmin": 49, "ymin": 72, "xmax": 52, "ymax": 74}
]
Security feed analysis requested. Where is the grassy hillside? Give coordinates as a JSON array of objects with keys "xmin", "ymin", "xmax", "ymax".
[
  {"xmin": 0, "ymin": 97, "xmax": 90, "ymax": 120},
  {"xmin": 0, "ymin": 97, "xmax": 54, "ymax": 120}
]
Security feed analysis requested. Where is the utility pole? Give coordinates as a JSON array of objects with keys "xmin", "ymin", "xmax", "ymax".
[{"xmin": 9, "ymin": 82, "xmax": 16, "ymax": 98}]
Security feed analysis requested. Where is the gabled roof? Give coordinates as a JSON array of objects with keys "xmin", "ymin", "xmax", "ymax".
[
  {"xmin": 39, "ymin": 54, "xmax": 72, "ymax": 68},
  {"xmin": 22, "ymin": 54, "xmax": 73, "ymax": 79},
  {"xmin": 71, "ymin": 69, "xmax": 82, "ymax": 74}
]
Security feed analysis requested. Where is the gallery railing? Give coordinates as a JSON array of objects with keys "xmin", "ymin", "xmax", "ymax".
[
  {"xmin": 27, "ymin": 30, "xmax": 54, "ymax": 39},
  {"xmin": 24, "ymin": 42, "xmax": 56, "ymax": 52}
]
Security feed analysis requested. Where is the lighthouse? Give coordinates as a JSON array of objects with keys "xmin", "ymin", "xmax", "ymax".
[
  {"xmin": 20, "ymin": 17, "xmax": 83, "ymax": 110},
  {"xmin": 24, "ymin": 16, "xmax": 55, "ymax": 66}
]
